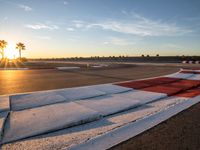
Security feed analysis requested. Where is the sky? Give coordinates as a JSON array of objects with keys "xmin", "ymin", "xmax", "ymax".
[{"xmin": 0, "ymin": 0, "xmax": 200, "ymax": 58}]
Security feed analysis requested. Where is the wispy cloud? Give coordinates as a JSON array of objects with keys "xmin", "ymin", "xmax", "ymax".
[
  {"xmin": 163, "ymin": 43, "xmax": 183, "ymax": 49},
  {"xmin": 86, "ymin": 14, "xmax": 192, "ymax": 36},
  {"xmin": 66, "ymin": 27, "xmax": 75, "ymax": 31},
  {"xmin": 0, "ymin": 17, "xmax": 8, "ymax": 24},
  {"xmin": 87, "ymin": 20, "xmax": 192, "ymax": 37},
  {"xmin": 25, "ymin": 12, "xmax": 193, "ymax": 38},
  {"xmin": 18, "ymin": 4, "xmax": 32, "ymax": 11},
  {"xmin": 63, "ymin": 1, "xmax": 68, "ymax": 5},
  {"xmin": 72, "ymin": 20, "xmax": 86, "ymax": 28},
  {"xmin": 121, "ymin": 10, "xmax": 128, "ymax": 15},
  {"xmin": 103, "ymin": 37, "xmax": 134, "ymax": 46},
  {"xmin": 34, "ymin": 35, "xmax": 51, "ymax": 40},
  {"xmin": 25, "ymin": 23, "xmax": 59, "ymax": 30}
]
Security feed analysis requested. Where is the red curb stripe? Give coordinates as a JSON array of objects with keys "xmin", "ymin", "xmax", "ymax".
[
  {"xmin": 141, "ymin": 85, "xmax": 182, "ymax": 96},
  {"xmin": 141, "ymin": 80, "xmax": 200, "ymax": 96},
  {"xmin": 165, "ymin": 80, "xmax": 200, "ymax": 90},
  {"xmin": 117, "ymin": 77, "xmax": 179, "ymax": 89},
  {"xmin": 117, "ymin": 77, "xmax": 200, "ymax": 97},
  {"xmin": 175, "ymin": 87, "xmax": 200, "ymax": 98}
]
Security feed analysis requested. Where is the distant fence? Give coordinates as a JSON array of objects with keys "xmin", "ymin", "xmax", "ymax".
[
  {"xmin": 29, "ymin": 56, "xmax": 200, "ymax": 63},
  {"xmin": 182, "ymin": 60, "xmax": 200, "ymax": 64}
]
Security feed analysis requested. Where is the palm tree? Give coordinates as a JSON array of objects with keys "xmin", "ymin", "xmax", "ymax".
[
  {"xmin": 0, "ymin": 40, "xmax": 8, "ymax": 59},
  {"xmin": 16, "ymin": 42, "xmax": 25, "ymax": 59}
]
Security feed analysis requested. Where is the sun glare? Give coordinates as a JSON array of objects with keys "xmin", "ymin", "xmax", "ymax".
[{"xmin": 4, "ymin": 42, "xmax": 18, "ymax": 59}]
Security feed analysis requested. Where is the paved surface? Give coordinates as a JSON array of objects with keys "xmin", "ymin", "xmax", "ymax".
[{"xmin": 0, "ymin": 65, "xmax": 180, "ymax": 95}]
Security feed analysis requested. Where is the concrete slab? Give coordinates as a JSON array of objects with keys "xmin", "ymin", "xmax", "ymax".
[
  {"xmin": 58, "ymin": 87, "xmax": 106, "ymax": 100},
  {"xmin": 1, "ymin": 96, "xmax": 187, "ymax": 150},
  {"xmin": 2, "ymin": 102, "xmax": 101, "ymax": 144},
  {"xmin": 0, "ymin": 96, "xmax": 10, "ymax": 112},
  {"xmin": 91, "ymin": 84, "xmax": 133, "ymax": 94},
  {"xmin": 11, "ymin": 91, "xmax": 67, "ymax": 111},
  {"xmin": 76, "ymin": 94, "xmax": 140, "ymax": 116},
  {"xmin": 0, "ymin": 111, "xmax": 9, "ymax": 141},
  {"xmin": 69, "ymin": 97, "xmax": 191, "ymax": 150},
  {"xmin": 189, "ymin": 75, "xmax": 200, "ymax": 80},
  {"xmin": 118, "ymin": 90, "xmax": 167, "ymax": 104}
]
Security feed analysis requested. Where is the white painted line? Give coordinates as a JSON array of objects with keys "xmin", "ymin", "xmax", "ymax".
[
  {"xmin": 56, "ymin": 67, "xmax": 80, "ymax": 70},
  {"xmin": 91, "ymin": 84, "xmax": 133, "ymax": 94},
  {"xmin": 91, "ymin": 65, "xmax": 103, "ymax": 68},
  {"xmin": 69, "ymin": 96, "xmax": 200, "ymax": 150},
  {"xmin": 165, "ymin": 72, "xmax": 194, "ymax": 79},
  {"xmin": 181, "ymin": 69, "xmax": 200, "ymax": 73}
]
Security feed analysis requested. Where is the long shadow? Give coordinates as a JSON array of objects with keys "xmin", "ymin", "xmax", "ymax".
[{"xmin": 6, "ymin": 105, "xmax": 153, "ymax": 145}]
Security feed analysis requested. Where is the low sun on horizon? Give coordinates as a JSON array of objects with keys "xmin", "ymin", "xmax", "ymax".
[{"xmin": 4, "ymin": 42, "xmax": 19, "ymax": 59}]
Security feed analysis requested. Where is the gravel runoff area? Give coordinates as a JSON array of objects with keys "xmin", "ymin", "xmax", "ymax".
[{"xmin": 1, "ymin": 62, "xmax": 200, "ymax": 150}]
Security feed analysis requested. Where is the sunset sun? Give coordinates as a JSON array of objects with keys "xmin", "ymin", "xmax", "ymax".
[{"xmin": 4, "ymin": 42, "xmax": 18, "ymax": 59}]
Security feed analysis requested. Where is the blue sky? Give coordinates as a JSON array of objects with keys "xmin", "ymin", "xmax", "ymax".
[{"xmin": 0, "ymin": 0, "xmax": 200, "ymax": 58}]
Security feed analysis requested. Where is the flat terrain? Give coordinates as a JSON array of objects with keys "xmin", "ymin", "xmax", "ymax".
[
  {"xmin": 1, "ymin": 62, "xmax": 200, "ymax": 150},
  {"xmin": 0, "ymin": 64, "xmax": 180, "ymax": 95}
]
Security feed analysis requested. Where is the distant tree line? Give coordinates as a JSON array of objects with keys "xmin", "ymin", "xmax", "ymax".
[
  {"xmin": 29, "ymin": 55, "xmax": 200, "ymax": 63},
  {"xmin": 0, "ymin": 40, "xmax": 26, "ymax": 60}
]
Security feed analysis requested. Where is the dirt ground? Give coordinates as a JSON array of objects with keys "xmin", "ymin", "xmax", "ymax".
[
  {"xmin": 0, "ymin": 64, "xmax": 179, "ymax": 95},
  {"xmin": 110, "ymin": 102, "xmax": 200, "ymax": 150}
]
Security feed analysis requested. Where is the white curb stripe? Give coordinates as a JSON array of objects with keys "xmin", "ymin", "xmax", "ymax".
[
  {"xmin": 165, "ymin": 72, "xmax": 194, "ymax": 79},
  {"xmin": 69, "ymin": 96, "xmax": 200, "ymax": 150},
  {"xmin": 91, "ymin": 84, "xmax": 133, "ymax": 94},
  {"xmin": 2, "ymin": 102, "xmax": 101, "ymax": 144}
]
